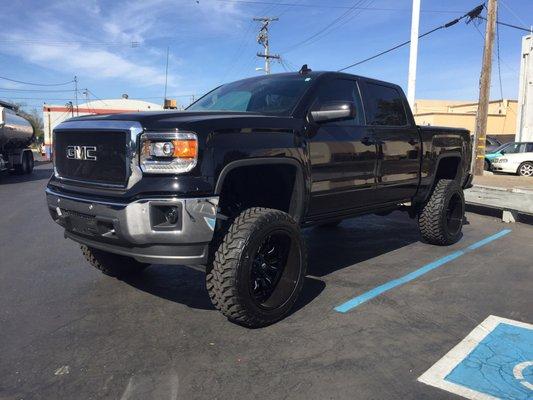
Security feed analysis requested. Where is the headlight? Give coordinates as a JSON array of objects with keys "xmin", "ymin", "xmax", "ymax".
[{"xmin": 140, "ymin": 131, "xmax": 198, "ymax": 174}]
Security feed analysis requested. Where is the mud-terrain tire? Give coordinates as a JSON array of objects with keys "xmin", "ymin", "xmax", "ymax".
[
  {"xmin": 81, "ymin": 245, "xmax": 149, "ymax": 278},
  {"xmin": 206, "ymin": 208, "xmax": 307, "ymax": 328},
  {"xmin": 418, "ymin": 179, "xmax": 465, "ymax": 246}
]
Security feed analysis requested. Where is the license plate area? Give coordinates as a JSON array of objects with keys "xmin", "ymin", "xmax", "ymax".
[{"xmin": 63, "ymin": 210, "xmax": 99, "ymax": 236}]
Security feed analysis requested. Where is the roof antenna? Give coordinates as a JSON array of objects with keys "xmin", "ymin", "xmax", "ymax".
[{"xmin": 299, "ymin": 64, "xmax": 311, "ymax": 75}]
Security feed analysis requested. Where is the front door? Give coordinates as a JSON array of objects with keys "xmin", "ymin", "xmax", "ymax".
[{"xmin": 306, "ymin": 78, "xmax": 378, "ymax": 216}]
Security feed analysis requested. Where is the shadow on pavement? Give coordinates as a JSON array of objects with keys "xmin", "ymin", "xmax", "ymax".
[
  {"xmin": 0, "ymin": 165, "xmax": 53, "ymax": 185},
  {"xmin": 304, "ymin": 214, "xmax": 420, "ymax": 277},
  {"xmin": 123, "ymin": 264, "xmax": 214, "ymax": 310},
  {"xmin": 122, "ymin": 265, "xmax": 326, "ymax": 317}
]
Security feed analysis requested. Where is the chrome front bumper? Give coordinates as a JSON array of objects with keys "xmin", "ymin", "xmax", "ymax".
[{"xmin": 45, "ymin": 187, "xmax": 219, "ymax": 265}]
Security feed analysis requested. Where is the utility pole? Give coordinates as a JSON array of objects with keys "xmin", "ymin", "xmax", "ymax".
[
  {"xmin": 473, "ymin": 0, "xmax": 498, "ymax": 176},
  {"xmin": 407, "ymin": 0, "xmax": 421, "ymax": 109},
  {"xmin": 164, "ymin": 46, "xmax": 169, "ymax": 101},
  {"xmin": 74, "ymin": 76, "xmax": 79, "ymax": 116},
  {"xmin": 254, "ymin": 17, "xmax": 280, "ymax": 74}
]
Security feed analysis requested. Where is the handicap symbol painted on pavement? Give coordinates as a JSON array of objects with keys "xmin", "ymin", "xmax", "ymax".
[
  {"xmin": 418, "ymin": 315, "xmax": 533, "ymax": 399},
  {"xmin": 514, "ymin": 361, "xmax": 533, "ymax": 391}
]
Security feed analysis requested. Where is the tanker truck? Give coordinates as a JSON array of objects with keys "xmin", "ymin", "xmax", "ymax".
[{"xmin": 0, "ymin": 100, "xmax": 35, "ymax": 175}]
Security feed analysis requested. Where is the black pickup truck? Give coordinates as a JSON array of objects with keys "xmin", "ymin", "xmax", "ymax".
[{"xmin": 46, "ymin": 70, "xmax": 472, "ymax": 327}]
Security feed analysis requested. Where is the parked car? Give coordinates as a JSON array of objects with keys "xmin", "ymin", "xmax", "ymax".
[
  {"xmin": 485, "ymin": 135, "xmax": 502, "ymax": 152},
  {"xmin": 45, "ymin": 70, "xmax": 472, "ymax": 327},
  {"xmin": 485, "ymin": 142, "xmax": 513, "ymax": 170},
  {"xmin": 491, "ymin": 142, "xmax": 533, "ymax": 176}
]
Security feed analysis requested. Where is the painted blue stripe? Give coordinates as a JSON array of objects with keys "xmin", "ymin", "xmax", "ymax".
[
  {"xmin": 334, "ymin": 229, "xmax": 512, "ymax": 313},
  {"xmin": 466, "ymin": 229, "xmax": 512, "ymax": 250}
]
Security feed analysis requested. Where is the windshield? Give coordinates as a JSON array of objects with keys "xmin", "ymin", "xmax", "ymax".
[
  {"xmin": 490, "ymin": 142, "xmax": 513, "ymax": 153},
  {"xmin": 187, "ymin": 75, "xmax": 313, "ymax": 116}
]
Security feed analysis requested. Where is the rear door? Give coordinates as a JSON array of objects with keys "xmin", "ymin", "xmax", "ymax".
[
  {"xmin": 306, "ymin": 77, "xmax": 378, "ymax": 216},
  {"xmin": 361, "ymin": 81, "xmax": 420, "ymax": 203}
]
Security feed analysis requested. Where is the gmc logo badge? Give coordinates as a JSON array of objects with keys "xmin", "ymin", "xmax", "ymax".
[{"xmin": 66, "ymin": 145, "xmax": 97, "ymax": 161}]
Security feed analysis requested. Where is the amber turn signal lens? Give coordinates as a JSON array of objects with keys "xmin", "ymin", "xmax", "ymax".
[{"xmin": 172, "ymin": 139, "xmax": 197, "ymax": 159}]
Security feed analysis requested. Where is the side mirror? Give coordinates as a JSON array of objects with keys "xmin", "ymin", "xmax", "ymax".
[
  {"xmin": 500, "ymin": 150, "xmax": 505, "ymax": 155},
  {"xmin": 310, "ymin": 101, "xmax": 355, "ymax": 123}
]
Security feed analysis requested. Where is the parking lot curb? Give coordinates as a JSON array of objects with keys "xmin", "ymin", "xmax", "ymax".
[{"xmin": 465, "ymin": 185, "xmax": 533, "ymax": 225}]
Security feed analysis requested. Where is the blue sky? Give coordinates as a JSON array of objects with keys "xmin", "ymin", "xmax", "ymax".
[{"xmin": 1, "ymin": 0, "xmax": 531, "ymax": 110}]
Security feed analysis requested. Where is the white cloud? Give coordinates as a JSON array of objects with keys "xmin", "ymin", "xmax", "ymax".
[{"xmin": 0, "ymin": 0, "xmax": 244, "ymax": 90}]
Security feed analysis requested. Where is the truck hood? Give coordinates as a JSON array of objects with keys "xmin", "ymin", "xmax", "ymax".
[{"xmin": 66, "ymin": 111, "xmax": 301, "ymax": 132}]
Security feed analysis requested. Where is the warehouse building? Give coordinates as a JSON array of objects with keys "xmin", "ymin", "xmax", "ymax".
[
  {"xmin": 414, "ymin": 99, "xmax": 518, "ymax": 143},
  {"xmin": 42, "ymin": 97, "xmax": 164, "ymax": 160}
]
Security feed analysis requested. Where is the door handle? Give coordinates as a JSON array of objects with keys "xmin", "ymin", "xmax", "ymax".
[
  {"xmin": 361, "ymin": 136, "xmax": 374, "ymax": 146},
  {"xmin": 408, "ymin": 138, "xmax": 418, "ymax": 146}
]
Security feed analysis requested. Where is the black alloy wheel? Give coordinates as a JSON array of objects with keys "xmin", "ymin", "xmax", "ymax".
[
  {"xmin": 250, "ymin": 230, "xmax": 296, "ymax": 308},
  {"xmin": 445, "ymin": 192, "xmax": 464, "ymax": 236}
]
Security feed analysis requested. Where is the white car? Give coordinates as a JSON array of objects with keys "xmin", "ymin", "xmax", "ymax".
[{"xmin": 491, "ymin": 142, "xmax": 533, "ymax": 176}]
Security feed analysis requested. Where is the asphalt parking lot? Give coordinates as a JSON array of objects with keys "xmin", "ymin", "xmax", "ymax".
[{"xmin": 1, "ymin": 164, "xmax": 532, "ymax": 400}]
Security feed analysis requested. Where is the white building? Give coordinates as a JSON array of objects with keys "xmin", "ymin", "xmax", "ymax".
[{"xmin": 42, "ymin": 98, "xmax": 164, "ymax": 159}]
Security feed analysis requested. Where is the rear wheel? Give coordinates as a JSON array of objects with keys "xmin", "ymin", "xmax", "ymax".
[
  {"xmin": 517, "ymin": 162, "xmax": 533, "ymax": 177},
  {"xmin": 13, "ymin": 151, "xmax": 34, "ymax": 174},
  {"xmin": 418, "ymin": 179, "xmax": 465, "ymax": 245},
  {"xmin": 206, "ymin": 208, "xmax": 306, "ymax": 328},
  {"xmin": 22, "ymin": 151, "xmax": 34, "ymax": 174},
  {"xmin": 81, "ymin": 245, "xmax": 149, "ymax": 278}
]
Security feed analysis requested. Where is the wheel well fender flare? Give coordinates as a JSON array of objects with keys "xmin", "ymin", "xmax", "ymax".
[
  {"xmin": 419, "ymin": 153, "xmax": 464, "ymax": 204},
  {"xmin": 214, "ymin": 157, "xmax": 307, "ymax": 222}
]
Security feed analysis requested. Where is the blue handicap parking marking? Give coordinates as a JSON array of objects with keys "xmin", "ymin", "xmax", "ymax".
[
  {"xmin": 445, "ymin": 322, "xmax": 533, "ymax": 399},
  {"xmin": 418, "ymin": 316, "xmax": 533, "ymax": 400}
]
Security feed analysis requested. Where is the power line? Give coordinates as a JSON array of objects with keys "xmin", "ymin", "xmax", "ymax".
[
  {"xmin": 499, "ymin": 0, "xmax": 529, "ymax": 29},
  {"xmin": 0, "ymin": 87, "xmax": 77, "ymax": 92},
  {"xmin": 281, "ymin": 0, "xmax": 371, "ymax": 54},
  {"xmin": 85, "ymin": 89, "xmax": 108, "ymax": 106},
  {"xmin": 0, "ymin": 39, "xmax": 140, "ymax": 48},
  {"xmin": 0, "ymin": 75, "xmax": 75, "ymax": 87},
  {"xmin": 477, "ymin": 16, "xmax": 532, "ymax": 33},
  {"xmin": 472, "ymin": 19, "xmax": 518, "ymax": 73},
  {"xmin": 338, "ymin": 4, "xmax": 485, "ymax": 72},
  {"xmin": 0, "ymin": 97, "xmax": 76, "ymax": 101},
  {"xmin": 208, "ymin": 0, "xmax": 466, "ymax": 14}
]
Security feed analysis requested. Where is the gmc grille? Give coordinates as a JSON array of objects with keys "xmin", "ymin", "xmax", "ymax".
[{"xmin": 54, "ymin": 130, "xmax": 129, "ymax": 186}]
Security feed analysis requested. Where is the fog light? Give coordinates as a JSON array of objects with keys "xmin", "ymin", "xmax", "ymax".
[{"xmin": 165, "ymin": 206, "xmax": 179, "ymax": 224}]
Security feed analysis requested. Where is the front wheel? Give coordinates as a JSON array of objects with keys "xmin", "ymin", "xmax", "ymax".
[
  {"xmin": 518, "ymin": 162, "xmax": 533, "ymax": 177},
  {"xmin": 206, "ymin": 208, "xmax": 307, "ymax": 328},
  {"xmin": 418, "ymin": 179, "xmax": 465, "ymax": 246}
]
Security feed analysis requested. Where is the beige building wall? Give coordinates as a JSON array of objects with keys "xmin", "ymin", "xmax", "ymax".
[{"xmin": 414, "ymin": 99, "xmax": 517, "ymax": 141}]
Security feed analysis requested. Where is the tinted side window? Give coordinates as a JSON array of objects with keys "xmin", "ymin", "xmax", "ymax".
[
  {"xmin": 364, "ymin": 83, "xmax": 407, "ymax": 126},
  {"xmin": 505, "ymin": 143, "xmax": 523, "ymax": 154},
  {"xmin": 526, "ymin": 143, "xmax": 533, "ymax": 152},
  {"xmin": 311, "ymin": 79, "xmax": 364, "ymax": 125}
]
